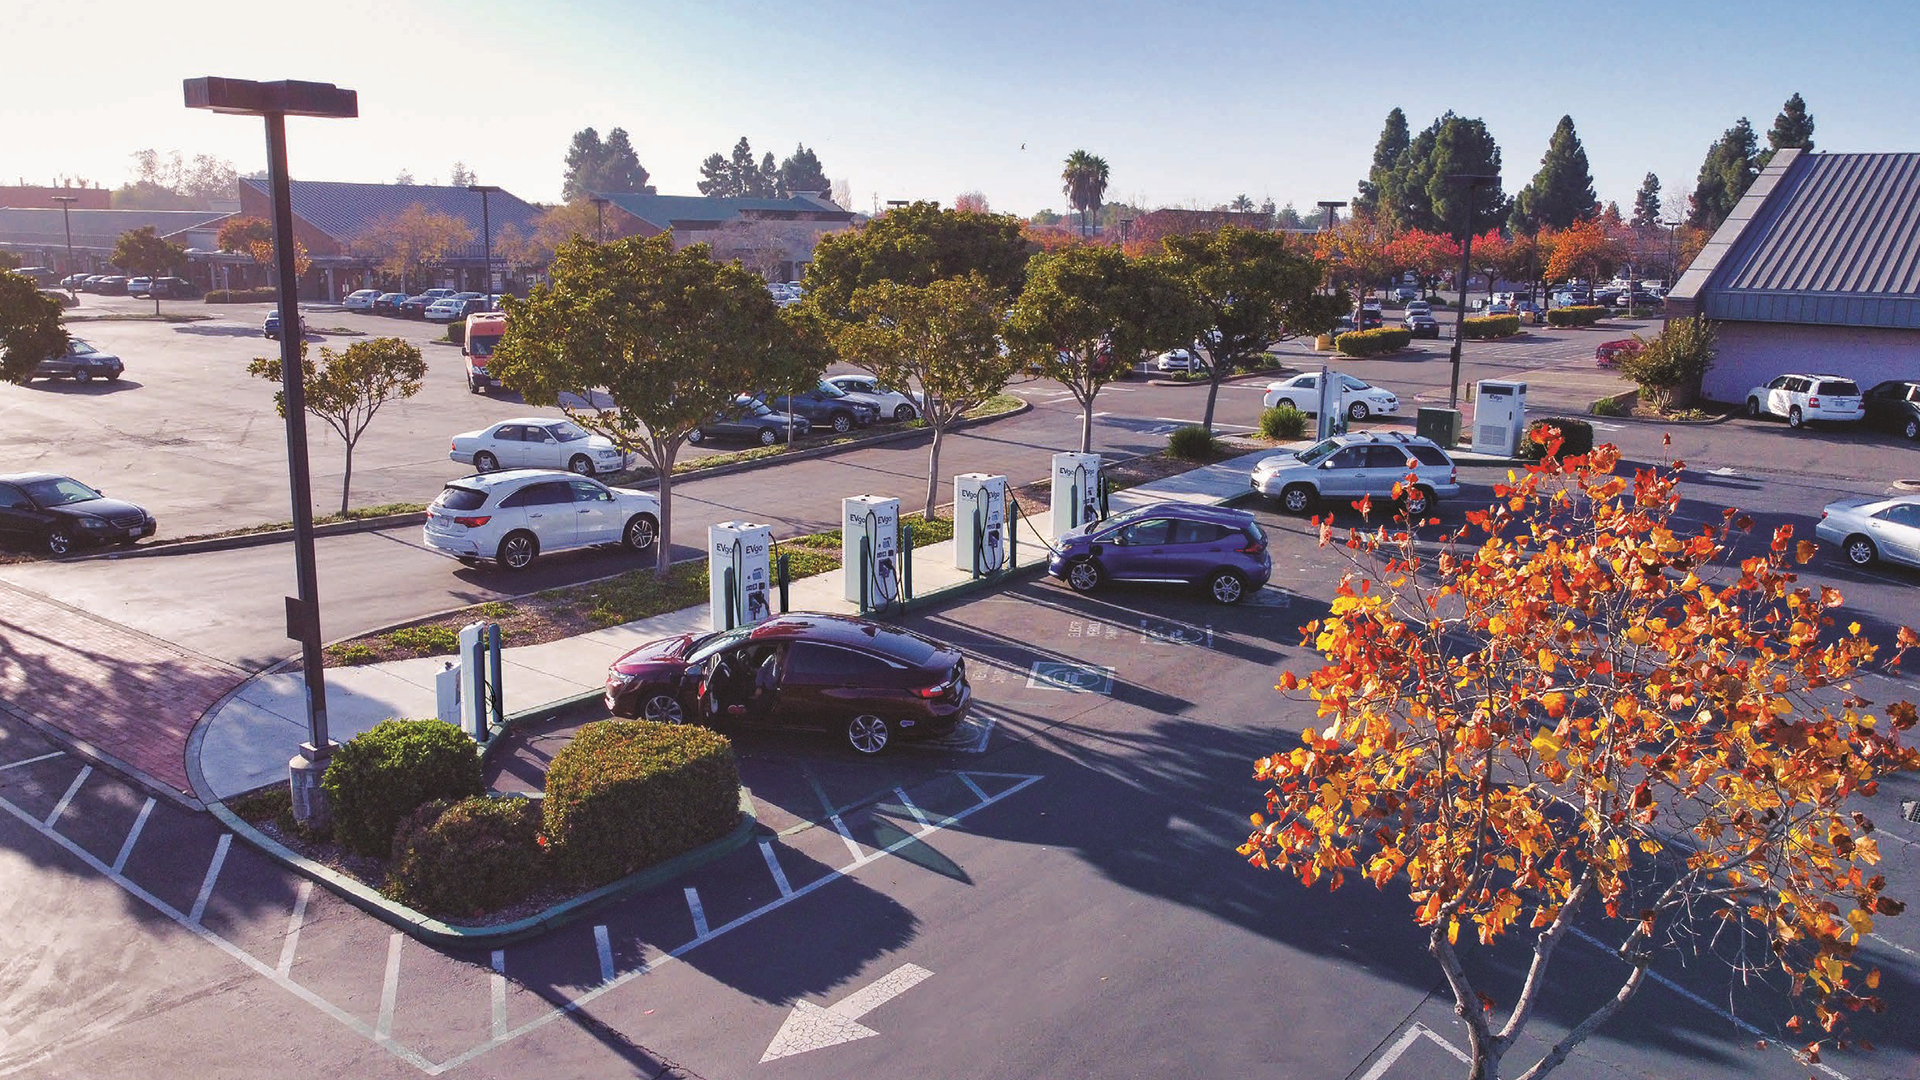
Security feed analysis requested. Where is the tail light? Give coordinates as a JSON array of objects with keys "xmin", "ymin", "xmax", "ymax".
[
  {"xmin": 1809, "ymin": 396, "xmax": 1820, "ymax": 407},
  {"xmin": 1450, "ymin": 466, "xmax": 1458, "ymax": 485},
  {"xmin": 1238, "ymin": 535, "xmax": 1266, "ymax": 555},
  {"xmin": 453, "ymin": 515, "xmax": 491, "ymax": 528},
  {"xmin": 917, "ymin": 667, "xmax": 961, "ymax": 698}
]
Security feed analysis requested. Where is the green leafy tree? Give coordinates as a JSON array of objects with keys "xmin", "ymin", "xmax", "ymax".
[
  {"xmin": 448, "ymin": 162, "xmax": 475, "ymax": 187},
  {"xmin": 1688, "ymin": 119, "xmax": 1759, "ymax": 230},
  {"xmin": 110, "ymin": 226, "xmax": 189, "ymax": 314},
  {"xmin": 0, "ymin": 252, "xmax": 20, "ymax": 272},
  {"xmin": 1757, "ymin": 92, "xmax": 1815, "ymax": 171},
  {"xmin": 490, "ymin": 235, "xmax": 827, "ymax": 576},
  {"xmin": 1354, "ymin": 107, "xmax": 1410, "ymax": 220},
  {"xmin": 1061, "ymin": 150, "xmax": 1111, "ymax": 237},
  {"xmin": 1272, "ymin": 202, "xmax": 1306, "ymax": 230},
  {"xmin": 778, "ymin": 144, "xmax": 831, "ymax": 197},
  {"xmin": 1006, "ymin": 245, "xmax": 1193, "ymax": 452},
  {"xmin": 352, "ymin": 205, "xmax": 473, "ymax": 295},
  {"xmin": 1511, "ymin": 115, "xmax": 1596, "ymax": 233},
  {"xmin": 1030, "ymin": 208, "xmax": 1063, "ymax": 226},
  {"xmin": 1161, "ymin": 227, "xmax": 1346, "ymax": 433},
  {"xmin": 1630, "ymin": 172, "xmax": 1663, "ymax": 227},
  {"xmin": 1422, "ymin": 115, "xmax": 1510, "ymax": 240},
  {"xmin": 0, "ymin": 272, "xmax": 69, "ymax": 384},
  {"xmin": 247, "ymin": 338, "xmax": 427, "ymax": 514},
  {"xmin": 1620, "ymin": 314, "xmax": 1716, "ymax": 408},
  {"xmin": 802, "ymin": 200, "xmax": 1029, "ymax": 317},
  {"xmin": 562, "ymin": 126, "xmax": 655, "ymax": 201},
  {"xmin": 1228, "ymin": 194, "xmax": 1255, "ymax": 212},
  {"xmin": 758, "ymin": 151, "xmax": 779, "ymax": 198},
  {"xmin": 833, "ymin": 275, "xmax": 1014, "ymax": 517}
]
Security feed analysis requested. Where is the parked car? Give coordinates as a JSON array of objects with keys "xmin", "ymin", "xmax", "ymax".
[
  {"xmin": 372, "ymin": 292, "xmax": 406, "ymax": 316},
  {"xmin": 0, "ymin": 473, "xmax": 156, "ymax": 555},
  {"xmin": 95, "ymin": 276, "xmax": 127, "ymax": 293},
  {"xmin": 1863, "ymin": 380, "xmax": 1920, "ymax": 441},
  {"xmin": 125, "ymin": 277, "xmax": 153, "ymax": 296},
  {"xmin": 1262, "ymin": 371, "xmax": 1400, "ymax": 421},
  {"xmin": 263, "ymin": 309, "xmax": 293, "ymax": 340},
  {"xmin": 31, "ymin": 338, "xmax": 123, "ymax": 383},
  {"xmin": 687, "ymin": 397, "xmax": 812, "ymax": 446},
  {"xmin": 80, "ymin": 275, "xmax": 110, "ymax": 292},
  {"xmin": 1154, "ymin": 348, "xmax": 1204, "ymax": 373},
  {"xmin": 449, "ymin": 418, "xmax": 635, "ymax": 477},
  {"xmin": 1746, "ymin": 373, "xmax": 1864, "ymax": 430},
  {"xmin": 1394, "ymin": 285, "xmax": 1418, "ymax": 302},
  {"xmin": 1047, "ymin": 501, "xmax": 1272, "ymax": 604},
  {"xmin": 1404, "ymin": 299, "xmax": 1432, "ymax": 317},
  {"xmin": 1594, "ymin": 338, "xmax": 1644, "ymax": 367},
  {"xmin": 59, "ymin": 274, "xmax": 88, "ymax": 290},
  {"xmin": 762, "ymin": 382, "xmax": 878, "ymax": 434},
  {"xmin": 11, "ymin": 267, "xmax": 57, "ymax": 286},
  {"xmin": 1356, "ymin": 303, "xmax": 1385, "ymax": 330},
  {"xmin": 1816, "ymin": 495, "xmax": 1920, "ymax": 568},
  {"xmin": 148, "ymin": 276, "xmax": 196, "ymax": 298},
  {"xmin": 342, "ymin": 288, "xmax": 381, "ymax": 312},
  {"xmin": 422, "ymin": 469, "xmax": 659, "ymax": 571},
  {"xmin": 604, "ymin": 613, "xmax": 971, "ymax": 753},
  {"xmin": 1250, "ymin": 431, "xmax": 1459, "ymax": 516},
  {"xmin": 1404, "ymin": 313, "xmax": 1441, "ymax": 339},
  {"xmin": 1483, "ymin": 300, "xmax": 1512, "ymax": 315},
  {"xmin": 399, "ymin": 288, "xmax": 456, "ymax": 318},
  {"xmin": 423, "ymin": 297, "xmax": 466, "ymax": 323},
  {"xmin": 823, "ymin": 374, "xmax": 919, "ymax": 422}
]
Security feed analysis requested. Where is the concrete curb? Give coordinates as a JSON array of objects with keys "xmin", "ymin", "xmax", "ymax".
[{"xmin": 208, "ymin": 786, "xmax": 759, "ymax": 948}]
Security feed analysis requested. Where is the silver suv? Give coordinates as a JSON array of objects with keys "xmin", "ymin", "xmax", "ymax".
[{"xmin": 1250, "ymin": 432, "xmax": 1460, "ymax": 515}]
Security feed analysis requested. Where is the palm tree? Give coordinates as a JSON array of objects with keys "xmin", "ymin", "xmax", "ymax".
[
  {"xmin": 1062, "ymin": 151, "xmax": 1110, "ymax": 238},
  {"xmin": 1229, "ymin": 194, "xmax": 1255, "ymax": 212}
]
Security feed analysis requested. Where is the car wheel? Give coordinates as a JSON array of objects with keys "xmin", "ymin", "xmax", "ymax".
[
  {"xmin": 468, "ymin": 380, "xmax": 482, "ymax": 395},
  {"xmin": 1746, "ymin": 397, "xmax": 1762, "ymax": 418},
  {"xmin": 497, "ymin": 530, "xmax": 538, "ymax": 571},
  {"xmin": 894, "ymin": 403, "xmax": 917, "ymax": 422},
  {"xmin": 1207, "ymin": 569, "xmax": 1247, "ymax": 604},
  {"xmin": 105, "ymin": 372, "xmax": 121, "ymax": 382},
  {"xmin": 624, "ymin": 513, "xmax": 658, "ymax": 552},
  {"xmin": 473, "ymin": 451, "xmax": 499, "ymax": 472},
  {"xmin": 1275, "ymin": 397, "xmax": 1297, "ymax": 411},
  {"xmin": 1843, "ymin": 535, "xmax": 1876, "ymax": 567},
  {"xmin": 568, "ymin": 454, "xmax": 595, "ymax": 477},
  {"xmin": 1788, "ymin": 406, "xmax": 1805, "ymax": 430},
  {"xmin": 687, "ymin": 427, "xmax": 705, "ymax": 445},
  {"xmin": 830, "ymin": 411, "xmax": 853, "ymax": 434},
  {"xmin": 1065, "ymin": 557, "xmax": 1102, "ymax": 593},
  {"xmin": 641, "ymin": 692, "xmax": 685, "ymax": 724},
  {"xmin": 845, "ymin": 713, "xmax": 892, "ymax": 755},
  {"xmin": 1281, "ymin": 484, "xmax": 1317, "ymax": 515},
  {"xmin": 45, "ymin": 527, "xmax": 72, "ymax": 556},
  {"xmin": 1905, "ymin": 418, "xmax": 1919, "ymax": 441},
  {"xmin": 1347, "ymin": 401, "xmax": 1369, "ymax": 422},
  {"xmin": 759, "ymin": 428, "xmax": 779, "ymax": 447},
  {"xmin": 74, "ymin": 369, "xmax": 92, "ymax": 384},
  {"xmin": 1401, "ymin": 485, "xmax": 1435, "ymax": 516}
]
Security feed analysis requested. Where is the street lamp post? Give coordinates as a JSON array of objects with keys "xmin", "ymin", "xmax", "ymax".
[
  {"xmin": 588, "ymin": 195, "xmax": 609, "ymax": 243},
  {"xmin": 1661, "ymin": 218, "xmax": 1682, "ymax": 291},
  {"xmin": 1315, "ymin": 200, "xmax": 1345, "ymax": 233},
  {"xmin": 51, "ymin": 195, "xmax": 78, "ymax": 298},
  {"xmin": 185, "ymin": 76, "xmax": 357, "ymax": 826},
  {"xmin": 1445, "ymin": 175, "xmax": 1497, "ymax": 409},
  {"xmin": 469, "ymin": 184, "xmax": 500, "ymax": 299}
]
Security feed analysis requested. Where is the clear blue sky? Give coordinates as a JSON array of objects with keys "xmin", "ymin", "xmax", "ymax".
[{"xmin": 4, "ymin": 0, "xmax": 1915, "ymax": 219}]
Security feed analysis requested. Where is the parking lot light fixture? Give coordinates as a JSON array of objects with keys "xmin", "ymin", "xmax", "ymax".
[
  {"xmin": 588, "ymin": 195, "xmax": 609, "ymax": 242},
  {"xmin": 468, "ymin": 184, "xmax": 501, "ymax": 298},
  {"xmin": 184, "ymin": 76, "xmax": 356, "ymax": 826},
  {"xmin": 1315, "ymin": 200, "xmax": 1345, "ymax": 233},
  {"xmin": 52, "ymin": 195, "xmax": 78, "ymax": 298}
]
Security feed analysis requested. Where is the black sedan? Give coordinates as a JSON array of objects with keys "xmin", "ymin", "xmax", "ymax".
[
  {"xmin": 604, "ymin": 613, "xmax": 971, "ymax": 754},
  {"xmin": 0, "ymin": 473, "xmax": 156, "ymax": 555},
  {"xmin": 32, "ymin": 339, "xmax": 124, "ymax": 383},
  {"xmin": 762, "ymin": 382, "xmax": 879, "ymax": 435},
  {"xmin": 687, "ymin": 397, "xmax": 811, "ymax": 447},
  {"xmin": 1404, "ymin": 314, "xmax": 1441, "ymax": 339},
  {"xmin": 371, "ymin": 292, "xmax": 407, "ymax": 316},
  {"xmin": 1864, "ymin": 380, "xmax": 1920, "ymax": 441}
]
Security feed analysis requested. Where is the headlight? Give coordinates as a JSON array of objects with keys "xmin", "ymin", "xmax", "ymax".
[{"xmin": 79, "ymin": 519, "xmax": 110, "ymax": 530}]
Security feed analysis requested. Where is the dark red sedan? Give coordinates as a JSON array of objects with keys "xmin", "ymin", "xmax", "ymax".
[{"xmin": 604, "ymin": 613, "xmax": 971, "ymax": 754}]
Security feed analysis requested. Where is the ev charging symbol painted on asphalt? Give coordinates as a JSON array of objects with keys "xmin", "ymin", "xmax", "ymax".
[{"xmin": 1026, "ymin": 661, "xmax": 1115, "ymax": 693}]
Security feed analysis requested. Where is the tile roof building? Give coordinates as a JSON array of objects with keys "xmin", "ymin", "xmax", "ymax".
[
  {"xmin": 0, "ymin": 208, "xmax": 229, "ymax": 275},
  {"xmin": 597, "ymin": 190, "xmax": 855, "ymax": 281},
  {"xmin": 1666, "ymin": 149, "xmax": 1920, "ymax": 402},
  {"xmin": 0, "ymin": 184, "xmax": 111, "ymax": 210}
]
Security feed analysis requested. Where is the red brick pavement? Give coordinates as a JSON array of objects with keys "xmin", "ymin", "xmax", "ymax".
[{"xmin": 0, "ymin": 579, "xmax": 246, "ymax": 803}]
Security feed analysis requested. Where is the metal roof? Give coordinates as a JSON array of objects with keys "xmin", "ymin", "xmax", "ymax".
[
  {"xmin": 0, "ymin": 208, "xmax": 229, "ymax": 250},
  {"xmin": 597, "ymin": 192, "xmax": 852, "ymax": 230},
  {"xmin": 1670, "ymin": 150, "xmax": 1920, "ymax": 329},
  {"xmin": 239, "ymin": 179, "xmax": 543, "ymax": 259}
]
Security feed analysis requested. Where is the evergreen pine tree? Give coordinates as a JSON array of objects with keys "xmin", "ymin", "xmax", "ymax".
[
  {"xmin": 1511, "ymin": 115, "xmax": 1596, "ymax": 232},
  {"xmin": 1688, "ymin": 119, "xmax": 1759, "ymax": 230},
  {"xmin": 1757, "ymin": 93, "xmax": 1815, "ymax": 170},
  {"xmin": 1422, "ymin": 115, "xmax": 1508, "ymax": 239},
  {"xmin": 1631, "ymin": 172, "xmax": 1663, "ymax": 227},
  {"xmin": 1354, "ymin": 108, "xmax": 1409, "ymax": 220}
]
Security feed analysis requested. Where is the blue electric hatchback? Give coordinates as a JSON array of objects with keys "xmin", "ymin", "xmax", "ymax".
[{"xmin": 1048, "ymin": 501, "xmax": 1272, "ymax": 603}]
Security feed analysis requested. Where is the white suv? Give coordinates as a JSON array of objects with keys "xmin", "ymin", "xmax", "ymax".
[
  {"xmin": 1251, "ymin": 431, "xmax": 1459, "ymax": 515},
  {"xmin": 424, "ymin": 470, "xmax": 660, "ymax": 571},
  {"xmin": 1746, "ymin": 374, "xmax": 1865, "ymax": 430}
]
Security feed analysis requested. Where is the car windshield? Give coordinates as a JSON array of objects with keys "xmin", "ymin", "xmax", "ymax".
[
  {"xmin": 1340, "ymin": 376, "xmax": 1370, "ymax": 390},
  {"xmin": 1295, "ymin": 439, "xmax": 1341, "ymax": 465},
  {"xmin": 433, "ymin": 485, "xmax": 488, "ymax": 511},
  {"xmin": 548, "ymin": 422, "xmax": 589, "ymax": 442},
  {"xmin": 687, "ymin": 626, "xmax": 754, "ymax": 663},
  {"xmin": 1092, "ymin": 507, "xmax": 1154, "ymax": 535},
  {"xmin": 814, "ymin": 381, "xmax": 847, "ymax": 398},
  {"xmin": 68, "ymin": 341, "xmax": 96, "ymax": 355},
  {"xmin": 467, "ymin": 333, "xmax": 501, "ymax": 358},
  {"xmin": 22, "ymin": 477, "xmax": 100, "ymax": 507},
  {"xmin": 741, "ymin": 400, "xmax": 775, "ymax": 417}
]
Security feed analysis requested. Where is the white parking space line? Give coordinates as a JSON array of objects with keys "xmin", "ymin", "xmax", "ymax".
[
  {"xmin": 111, "ymin": 796, "xmax": 154, "ymax": 874},
  {"xmin": 1359, "ymin": 1023, "xmax": 1468, "ymax": 1080},
  {"xmin": 43, "ymin": 765, "xmax": 90, "ymax": 827},
  {"xmin": 760, "ymin": 840, "xmax": 793, "ymax": 898},
  {"xmin": 895, "ymin": 787, "xmax": 931, "ymax": 828},
  {"xmin": 274, "ymin": 880, "xmax": 314, "ymax": 978},
  {"xmin": 0, "ymin": 750, "xmax": 63, "ymax": 772},
  {"xmin": 830, "ymin": 813, "xmax": 865, "ymax": 863},
  {"xmin": 490, "ymin": 951, "xmax": 507, "ymax": 1039},
  {"xmin": 684, "ymin": 887, "xmax": 709, "ymax": 939},
  {"xmin": 593, "ymin": 924, "xmax": 615, "ymax": 984},
  {"xmin": 188, "ymin": 833, "xmax": 231, "ymax": 924},
  {"xmin": 377, "ymin": 933, "xmax": 403, "ymax": 1042}
]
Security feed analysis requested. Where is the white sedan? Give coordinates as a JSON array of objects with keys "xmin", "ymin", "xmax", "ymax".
[
  {"xmin": 449, "ymin": 418, "xmax": 636, "ymax": 477},
  {"xmin": 824, "ymin": 374, "xmax": 920, "ymax": 422},
  {"xmin": 342, "ymin": 289, "xmax": 381, "ymax": 312},
  {"xmin": 1262, "ymin": 372, "xmax": 1400, "ymax": 422},
  {"xmin": 1154, "ymin": 348, "xmax": 1204, "ymax": 373}
]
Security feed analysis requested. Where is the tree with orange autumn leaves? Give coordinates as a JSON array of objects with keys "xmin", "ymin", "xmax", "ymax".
[{"xmin": 1243, "ymin": 441, "xmax": 1919, "ymax": 1080}]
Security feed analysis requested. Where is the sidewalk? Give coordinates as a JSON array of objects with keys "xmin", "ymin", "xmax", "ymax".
[{"xmin": 189, "ymin": 448, "xmax": 1276, "ymax": 801}]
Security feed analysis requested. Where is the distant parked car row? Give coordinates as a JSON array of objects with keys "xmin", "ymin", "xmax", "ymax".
[
  {"xmin": 340, "ymin": 288, "xmax": 503, "ymax": 321},
  {"xmin": 56, "ymin": 274, "xmax": 197, "ymax": 297}
]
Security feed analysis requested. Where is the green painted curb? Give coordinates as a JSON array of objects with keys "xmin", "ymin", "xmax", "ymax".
[{"xmin": 209, "ymin": 786, "xmax": 758, "ymax": 948}]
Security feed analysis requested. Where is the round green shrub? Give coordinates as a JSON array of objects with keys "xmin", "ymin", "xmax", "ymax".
[
  {"xmin": 1518, "ymin": 417, "xmax": 1596, "ymax": 460},
  {"xmin": 446, "ymin": 321, "xmax": 466, "ymax": 346},
  {"xmin": 1260, "ymin": 404, "xmax": 1308, "ymax": 441},
  {"xmin": 1166, "ymin": 424, "xmax": 1216, "ymax": 461},
  {"xmin": 544, "ymin": 720, "xmax": 740, "ymax": 887},
  {"xmin": 203, "ymin": 286, "xmax": 279, "ymax": 304},
  {"xmin": 321, "ymin": 718, "xmax": 484, "ymax": 856},
  {"xmin": 385, "ymin": 795, "xmax": 544, "ymax": 919},
  {"xmin": 1462, "ymin": 314, "xmax": 1521, "ymax": 339},
  {"xmin": 1334, "ymin": 327, "xmax": 1413, "ymax": 357}
]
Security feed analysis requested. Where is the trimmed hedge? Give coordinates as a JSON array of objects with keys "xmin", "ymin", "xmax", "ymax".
[
  {"xmin": 1335, "ymin": 327, "xmax": 1412, "ymax": 357},
  {"xmin": 204, "ymin": 287, "xmax": 280, "ymax": 303},
  {"xmin": 544, "ymin": 720, "xmax": 740, "ymax": 887},
  {"xmin": 385, "ymin": 795, "xmax": 544, "ymax": 919},
  {"xmin": 445, "ymin": 322, "xmax": 466, "ymax": 346},
  {"xmin": 1462, "ymin": 315, "xmax": 1520, "ymax": 339},
  {"xmin": 1167, "ymin": 424, "xmax": 1216, "ymax": 460},
  {"xmin": 1518, "ymin": 417, "xmax": 1596, "ymax": 460},
  {"xmin": 1260, "ymin": 404, "xmax": 1308, "ymax": 441},
  {"xmin": 1546, "ymin": 305, "xmax": 1607, "ymax": 327},
  {"xmin": 321, "ymin": 718, "xmax": 484, "ymax": 856}
]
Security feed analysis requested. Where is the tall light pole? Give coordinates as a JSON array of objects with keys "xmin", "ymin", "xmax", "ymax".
[
  {"xmin": 1445, "ymin": 174, "xmax": 1498, "ymax": 409},
  {"xmin": 52, "ymin": 195, "xmax": 78, "ymax": 298},
  {"xmin": 469, "ymin": 184, "xmax": 500, "ymax": 299},
  {"xmin": 1661, "ymin": 218, "xmax": 1682, "ymax": 291},
  {"xmin": 589, "ymin": 194, "xmax": 609, "ymax": 242},
  {"xmin": 185, "ymin": 76, "xmax": 357, "ymax": 826},
  {"xmin": 1315, "ymin": 200, "xmax": 1345, "ymax": 233}
]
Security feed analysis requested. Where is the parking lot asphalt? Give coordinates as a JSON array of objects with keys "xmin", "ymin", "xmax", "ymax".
[{"xmin": 5, "ymin": 506, "xmax": 1917, "ymax": 1080}]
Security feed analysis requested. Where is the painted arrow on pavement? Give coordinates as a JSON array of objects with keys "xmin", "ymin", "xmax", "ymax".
[{"xmin": 760, "ymin": 963, "xmax": 933, "ymax": 1062}]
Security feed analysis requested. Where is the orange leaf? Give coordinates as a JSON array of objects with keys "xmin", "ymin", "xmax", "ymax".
[{"xmin": 1796, "ymin": 540, "xmax": 1817, "ymax": 564}]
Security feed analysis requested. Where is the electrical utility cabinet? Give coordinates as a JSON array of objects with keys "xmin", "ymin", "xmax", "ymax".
[
  {"xmin": 842, "ymin": 496, "xmax": 901, "ymax": 607},
  {"xmin": 1051, "ymin": 452, "xmax": 1103, "ymax": 539},
  {"xmin": 1472, "ymin": 379, "xmax": 1529, "ymax": 456},
  {"xmin": 954, "ymin": 473, "xmax": 1009, "ymax": 574},
  {"xmin": 709, "ymin": 521, "xmax": 774, "ymax": 629}
]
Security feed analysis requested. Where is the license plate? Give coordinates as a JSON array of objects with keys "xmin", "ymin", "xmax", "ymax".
[{"xmin": 126, "ymin": 527, "xmax": 141, "ymax": 538}]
